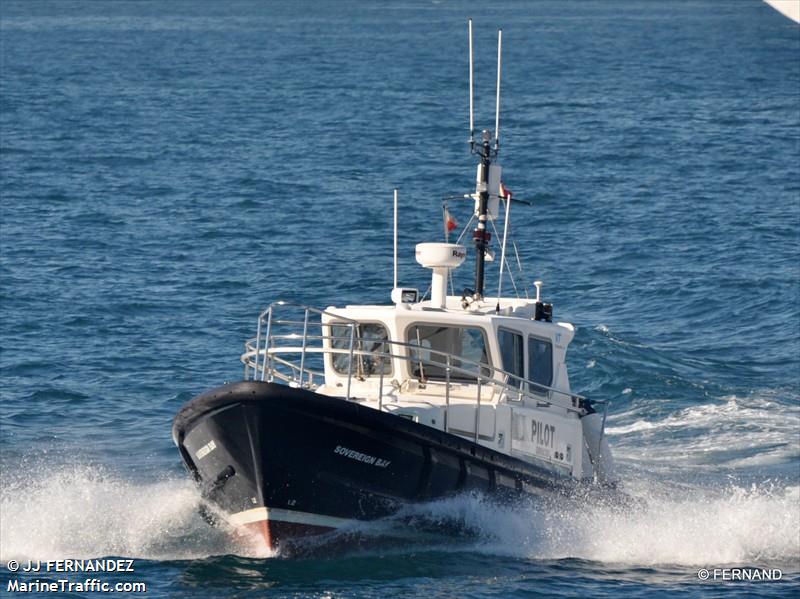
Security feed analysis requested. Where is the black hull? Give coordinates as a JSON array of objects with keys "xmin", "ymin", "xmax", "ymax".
[{"xmin": 173, "ymin": 381, "xmax": 578, "ymax": 551}]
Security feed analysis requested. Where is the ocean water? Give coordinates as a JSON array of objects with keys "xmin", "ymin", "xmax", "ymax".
[{"xmin": 1, "ymin": 0, "xmax": 798, "ymax": 597}]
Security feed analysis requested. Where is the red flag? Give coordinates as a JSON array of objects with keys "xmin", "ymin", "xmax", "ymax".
[
  {"xmin": 445, "ymin": 208, "xmax": 458, "ymax": 232},
  {"xmin": 499, "ymin": 182, "xmax": 512, "ymax": 199}
]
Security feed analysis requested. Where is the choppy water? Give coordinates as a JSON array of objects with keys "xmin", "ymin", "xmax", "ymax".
[{"xmin": 1, "ymin": 1, "xmax": 798, "ymax": 597}]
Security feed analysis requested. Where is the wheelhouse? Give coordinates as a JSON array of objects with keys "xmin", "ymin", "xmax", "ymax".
[{"xmin": 316, "ymin": 301, "xmax": 575, "ymax": 408}]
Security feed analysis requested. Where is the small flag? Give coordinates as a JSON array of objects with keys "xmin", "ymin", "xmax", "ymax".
[
  {"xmin": 499, "ymin": 182, "xmax": 512, "ymax": 199},
  {"xmin": 444, "ymin": 207, "xmax": 458, "ymax": 233}
]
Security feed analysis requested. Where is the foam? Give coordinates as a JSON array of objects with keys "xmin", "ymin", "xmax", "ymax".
[
  {"xmin": 0, "ymin": 464, "xmax": 246, "ymax": 561},
  {"xmin": 531, "ymin": 483, "xmax": 800, "ymax": 565},
  {"xmin": 2, "ymin": 465, "xmax": 797, "ymax": 566},
  {"xmin": 388, "ymin": 482, "xmax": 800, "ymax": 566},
  {"xmin": 607, "ymin": 395, "xmax": 800, "ymax": 470}
]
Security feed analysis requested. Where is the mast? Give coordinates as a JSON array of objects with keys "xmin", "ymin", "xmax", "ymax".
[
  {"xmin": 470, "ymin": 28, "xmax": 502, "ymax": 301},
  {"xmin": 473, "ymin": 132, "xmax": 492, "ymax": 299}
]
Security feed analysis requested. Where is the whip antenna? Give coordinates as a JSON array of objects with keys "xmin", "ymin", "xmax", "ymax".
[
  {"xmin": 393, "ymin": 189, "xmax": 398, "ymax": 289},
  {"xmin": 468, "ymin": 18, "xmax": 475, "ymax": 152},
  {"xmin": 496, "ymin": 193, "xmax": 512, "ymax": 312},
  {"xmin": 494, "ymin": 29, "xmax": 502, "ymax": 153}
]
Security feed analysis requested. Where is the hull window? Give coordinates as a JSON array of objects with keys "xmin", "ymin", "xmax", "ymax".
[
  {"xmin": 407, "ymin": 324, "xmax": 491, "ymax": 382},
  {"xmin": 528, "ymin": 336, "xmax": 553, "ymax": 395}
]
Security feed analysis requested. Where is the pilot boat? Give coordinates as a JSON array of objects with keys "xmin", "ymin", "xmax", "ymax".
[{"xmin": 172, "ymin": 22, "xmax": 617, "ymax": 554}]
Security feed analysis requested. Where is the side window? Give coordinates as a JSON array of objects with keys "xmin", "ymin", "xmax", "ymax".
[
  {"xmin": 498, "ymin": 329, "xmax": 524, "ymax": 388},
  {"xmin": 407, "ymin": 325, "xmax": 491, "ymax": 382},
  {"xmin": 358, "ymin": 323, "xmax": 392, "ymax": 375},
  {"xmin": 330, "ymin": 322, "xmax": 391, "ymax": 376},
  {"xmin": 528, "ymin": 337, "xmax": 553, "ymax": 394},
  {"xmin": 331, "ymin": 323, "xmax": 355, "ymax": 374}
]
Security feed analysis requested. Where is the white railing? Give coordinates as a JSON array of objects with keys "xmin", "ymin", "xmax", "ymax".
[{"xmin": 240, "ymin": 302, "xmax": 606, "ymax": 441}]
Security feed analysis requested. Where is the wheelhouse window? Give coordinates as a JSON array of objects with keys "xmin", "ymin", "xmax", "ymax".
[
  {"xmin": 528, "ymin": 336, "xmax": 553, "ymax": 394},
  {"xmin": 498, "ymin": 328, "xmax": 524, "ymax": 389},
  {"xmin": 330, "ymin": 322, "xmax": 392, "ymax": 376},
  {"xmin": 406, "ymin": 324, "xmax": 491, "ymax": 382}
]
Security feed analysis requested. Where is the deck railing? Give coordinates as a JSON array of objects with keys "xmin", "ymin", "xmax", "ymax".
[
  {"xmin": 242, "ymin": 302, "xmax": 602, "ymax": 424},
  {"xmin": 241, "ymin": 301, "xmax": 611, "ymax": 474}
]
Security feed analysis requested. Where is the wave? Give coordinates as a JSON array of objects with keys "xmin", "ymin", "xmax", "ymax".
[
  {"xmin": 503, "ymin": 482, "xmax": 798, "ymax": 566},
  {"xmin": 2, "ymin": 464, "xmax": 797, "ymax": 567},
  {"xmin": 0, "ymin": 464, "xmax": 248, "ymax": 561},
  {"xmin": 607, "ymin": 394, "xmax": 800, "ymax": 471},
  {"xmin": 351, "ymin": 482, "xmax": 800, "ymax": 567}
]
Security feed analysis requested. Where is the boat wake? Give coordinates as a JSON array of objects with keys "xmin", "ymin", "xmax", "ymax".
[
  {"xmin": 479, "ymin": 481, "xmax": 798, "ymax": 566},
  {"xmin": 608, "ymin": 393, "xmax": 800, "ymax": 473},
  {"xmin": 0, "ymin": 464, "xmax": 250, "ymax": 561},
  {"xmin": 295, "ymin": 481, "xmax": 798, "ymax": 566},
  {"xmin": 2, "ymin": 463, "xmax": 797, "ymax": 567}
]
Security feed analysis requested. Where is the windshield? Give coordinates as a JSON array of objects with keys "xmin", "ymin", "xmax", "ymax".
[
  {"xmin": 330, "ymin": 322, "xmax": 392, "ymax": 376},
  {"xmin": 407, "ymin": 324, "xmax": 491, "ymax": 382}
]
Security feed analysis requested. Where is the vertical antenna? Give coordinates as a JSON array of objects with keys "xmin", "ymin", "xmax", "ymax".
[
  {"xmin": 468, "ymin": 18, "xmax": 474, "ymax": 151},
  {"xmin": 496, "ymin": 193, "xmax": 512, "ymax": 312},
  {"xmin": 468, "ymin": 19, "xmax": 475, "ymax": 152},
  {"xmin": 393, "ymin": 189, "xmax": 398, "ymax": 289},
  {"xmin": 494, "ymin": 29, "xmax": 502, "ymax": 153}
]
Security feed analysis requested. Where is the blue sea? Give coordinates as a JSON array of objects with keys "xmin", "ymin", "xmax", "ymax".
[{"xmin": 1, "ymin": 0, "xmax": 798, "ymax": 597}]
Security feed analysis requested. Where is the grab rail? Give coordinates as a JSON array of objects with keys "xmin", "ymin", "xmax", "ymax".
[{"xmin": 242, "ymin": 301, "xmax": 592, "ymax": 420}]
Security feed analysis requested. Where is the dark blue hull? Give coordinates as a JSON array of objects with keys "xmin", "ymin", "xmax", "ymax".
[{"xmin": 173, "ymin": 381, "xmax": 577, "ymax": 550}]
